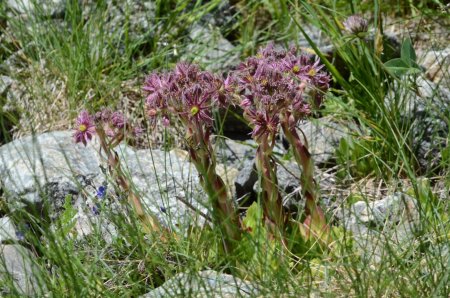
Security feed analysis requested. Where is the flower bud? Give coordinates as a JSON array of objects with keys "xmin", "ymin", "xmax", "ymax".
[{"xmin": 343, "ymin": 15, "xmax": 369, "ymax": 35}]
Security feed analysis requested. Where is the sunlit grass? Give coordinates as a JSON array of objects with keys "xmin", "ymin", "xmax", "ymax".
[{"xmin": 0, "ymin": 0, "xmax": 448, "ymax": 297}]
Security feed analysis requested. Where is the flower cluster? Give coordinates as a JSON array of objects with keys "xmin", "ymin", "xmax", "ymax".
[
  {"xmin": 229, "ymin": 44, "xmax": 332, "ymax": 242},
  {"xmin": 94, "ymin": 108, "xmax": 126, "ymax": 137},
  {"xmin": 144, "ymin": 63, "xmax": 241, "ymax": 252},
  {"xmin": 73, "ymin": 108, "xmax": 140, "ymax": 146},
  {"xmin": 143, "ymin": 63, "xmax": 233, "ymax": 129},
  {"xmin": 231, "ymin": 43, "xmax": 330, "ymax": 140},
  {"xmin": 73, "ymin": 108, "xmax": 163, "ymax": 234}
]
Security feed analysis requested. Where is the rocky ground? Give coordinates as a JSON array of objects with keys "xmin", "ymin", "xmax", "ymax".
[{"xmin": 0, "ymin": 0, "xmax": 449, "ymax": 296}]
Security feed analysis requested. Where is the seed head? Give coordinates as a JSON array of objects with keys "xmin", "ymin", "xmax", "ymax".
[{"xmin": 343, "ymin": 15, "xmax": 369, "ymax": 35}]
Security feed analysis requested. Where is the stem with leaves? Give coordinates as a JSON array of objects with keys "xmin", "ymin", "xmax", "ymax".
[
  {"xmin": 143, "ymin": 63, "xmax": 242, "ymax": 253},
  {"xmin": 281, "ymin": 115, "xmax": 329, "ymax": 243}
]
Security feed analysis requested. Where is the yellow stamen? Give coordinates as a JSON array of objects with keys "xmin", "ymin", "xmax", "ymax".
[
  {"xmin": 79, "ymin": 124, "xmax": 87, "ymax": 132},
  {"xmin": 308, "ymin": 68, "xmax": 317, "ymax": 76},
  {"xmin": 292, "ymin": 65, "xmax": 300, "ymax": 73},
  {"xmin": 191, "ymin": 106, "xmax": 199, "ymax": 116}
]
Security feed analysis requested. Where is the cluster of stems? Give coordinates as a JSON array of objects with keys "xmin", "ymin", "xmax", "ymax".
[
  {"xmin": 73, "ymin": 109, "xmax": 163, "ymax": 234},
  {"xmin": 230, "ymin": 43, "xmax": 331, "ymax": 243},
  {"xmin": 144, "ymin": 63, "xmax": 240, "ymax": 252},
  {"xmin": 75, "ymin": 44, "xmax": 332, "ymax": 252}
]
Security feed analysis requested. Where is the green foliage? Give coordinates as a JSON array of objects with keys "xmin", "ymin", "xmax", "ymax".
[
  {"xmin": 335, "ymin": 137, "xmax": 378, "ymax": 179},
  {"xmin": 238, "ymin": 202, "xmax": 282, "ymax": 278},
  {"xmin": 0, "ymin": 0, "xmax": 448, "ymax": 296},
  {"xmin": 56, "ymin": 194, "xmax": 78, "ymax": 239},
  {"xmin": 293, "ymin": 3, "xmax": 426, "ymax": 178},
  {"xmin": 233, "ymin": 0, "xmax": 300, "ymax": 56},
  {"xmin": 384, "ymin": 37, "xmax": 421, "ymax": 76}
]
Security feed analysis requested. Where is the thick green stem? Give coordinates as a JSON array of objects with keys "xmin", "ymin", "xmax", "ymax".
[
  {"xmin": 281, "ymin": 119, "xmax": 329, "ymax": 242},
  {"xmin": 187, "ymin": 126, "xmax": 241, "ymax": 253},
  {"xmin": 255, "ymin": 134, "xmax": 286, "ymax": 239},
  {"xmin": 96, "ymin": 127, "xmax": 163, "ymax": 234}
]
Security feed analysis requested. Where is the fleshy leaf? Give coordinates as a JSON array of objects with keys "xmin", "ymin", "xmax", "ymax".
[{"xmin": 401, "ymin": 37, "xmax": 416, "ymax": 65}]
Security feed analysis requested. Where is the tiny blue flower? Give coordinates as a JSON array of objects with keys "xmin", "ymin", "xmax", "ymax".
[
  {"xmin": 159, "ymin": 206, "xmax": 167, "ymax": 213},
  {"xmin": 15, "ymin": 231, "xmax": 25, "ymax": 241},
  {"xmin": 97, "ymin": 186, "xmax": 107, "ymax": 198},
  {"xmin": 92, "ymin": 204, "xmax": 101, "ymax": 215}
]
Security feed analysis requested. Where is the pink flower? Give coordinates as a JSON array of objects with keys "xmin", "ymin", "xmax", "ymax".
[
  {"xmin": 73, "ymin": 110, "xmax": 96, "ymax": 146},
  {"xmin": 143, "ymin": 62, "xmax": 235, "ymax": 130},
  {"xmin": 111, "ymin": 111, "xmax": 125, "ymax": 129},
  {"xmin": 230, "ymin": 43, "xmax": 332, "ymax": 139},
  {"xmin": 162, "ymin": 116, "xmax": 170, "ymax": 127},
  {"xmin": 249, "ymin": 110, "xmax": 280, "ymax": 140},
  {"xmin": 182, "ymin": 85, "xmax": 214, "ymax": 126},
  {"xmin": 133, "ymin": 126, "xmax": 143, "ymax": 136}
]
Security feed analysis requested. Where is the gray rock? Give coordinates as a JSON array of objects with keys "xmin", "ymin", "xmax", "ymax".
[
  {"xmin": 234, "ymin": 160, "xmax": 257, "ymax": 206},
  {"xmin": 0, "ymin": 76, "xmax": 13, "ymax": 95},
  {"xmin": 274, "ymin": 161, "xmax": 308, "ymax": 211},
  {"xmin": 336, "ymin": 193, "xmax": 420, "ymax": 263},
  {"xmin": 0, "ymin": 245, "xmax": 40, "ymax": 296},
  {"xmin": 215, "ymin": 163, "xmax": 239, "ymax": 199},
  {"xmin": 70, "ymin": 210, "xmax": 117, "ymax": 244},
  {"xmin": 338, "ymin": 193, "xmax": 419, "ymax": 234},
  {"xmin": 298, "ymin": 117, "xmax": 355, "ymax": 167},
  {"xmin": 215, "ymin": 138, "xmax": 285, "ymax": 170},
  {"xmin": 248, "ymin": 161, "xmax": 305, "ymax": 210},
  {"xmin": 140, "ymin": 270, "xmax": 259, "ymax": 298},
  {"xmin": 201, "ymin": 1, "xmax": 236, "ymax": 29},
  {"xmin": 0, "ymin": 131, "xmax": 211, "ymax": 232},
  {"xmin": 234, "ymin": 153, "xmax": 336, "ymax": 211},
  {"xmin": 216, "ymin": 139, "xmax": 256, "ymax": 170},
  {"xmin": 0, "ymin": 217, "xmax": 18, "ymax": 243},
  {"xmin": 418, "ymin": 47, "xmax": 449, "ymax": 84},
  {"xmin": 298, "ymin": 24, "xmax": 331, "ymax": 49},
  {"xmin": 0, "ymin": 131, "xmax": 101, "ymax": 207},
  {"xmin": 183, "ymin": 24, "xmax": 239, "ymax": 72},
  {"xmin": 6, "ymin": 0, "xmax": 65, "ymax": 18},
  {"xmin": 116, "ymin": 145, "xmax": 209, "ymax": 229}
]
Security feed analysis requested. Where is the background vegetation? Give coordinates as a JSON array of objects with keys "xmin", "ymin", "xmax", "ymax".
[{"xmin": 0, "ymin": 0, "xmax": 448, "ymax": 297}]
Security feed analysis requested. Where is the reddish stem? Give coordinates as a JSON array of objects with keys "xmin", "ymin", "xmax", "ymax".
[
  {"xmin": 255, "ymin": 134, "xmax": 286, "ymax": 240},
  {"xmin": 96, "ymin": 127, "xmax": 163, "ymax": 234},
  {"xmin": 187, "ymin": 124, "xmax": 241, "ymax": 253},
  {"xmin": 280, "ymin": 118, "xmax": 329, "ymax": 242}
]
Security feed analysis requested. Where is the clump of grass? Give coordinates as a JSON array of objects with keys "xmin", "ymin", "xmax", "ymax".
[{"xmin": 0, "ymin": 0, "xmax": 449, "ymax": 297}]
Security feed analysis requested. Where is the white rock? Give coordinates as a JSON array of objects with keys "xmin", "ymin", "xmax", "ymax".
[
  {"xmin": 0, "ymin": 131, "xmax": 101, "ymax": 205},
  {"xmin": 140, "ymin": 270, "xmax": 259, "ymax": 298},
  {"xmin": 337, "ymin": 193, "xmax": 420, "ymax": 263},
  {"xmin": 299, "ymin": 117, "xmax": 357, "ymax": 166},
  {"xmin": 418, "ymin": 47, "xmax": 450, "ymax": 84},
  {"xmin": 0, "ymin": 131, "xmax": 215, "ymax": 232},
  {"xmin": 0, "ymin": 76, "xmax": 13, "ymax": 95},
  {"xmin": 6, "ymin": 0, "xmax": 65, "ymax": 17},
  {"xmin": 0, "ymin": 217, "xmax": 18, "ymax": 243},
  {"xmin": 339, "ymin": 193, "xmax": 419, "ymax": 233},
  {"xmin": 183, "ymin": 24, "xmax": 239, "ymax": 71},
  {"xmin": 0, "ymin": 245, "xmax": 41, "ymax": 296}
]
